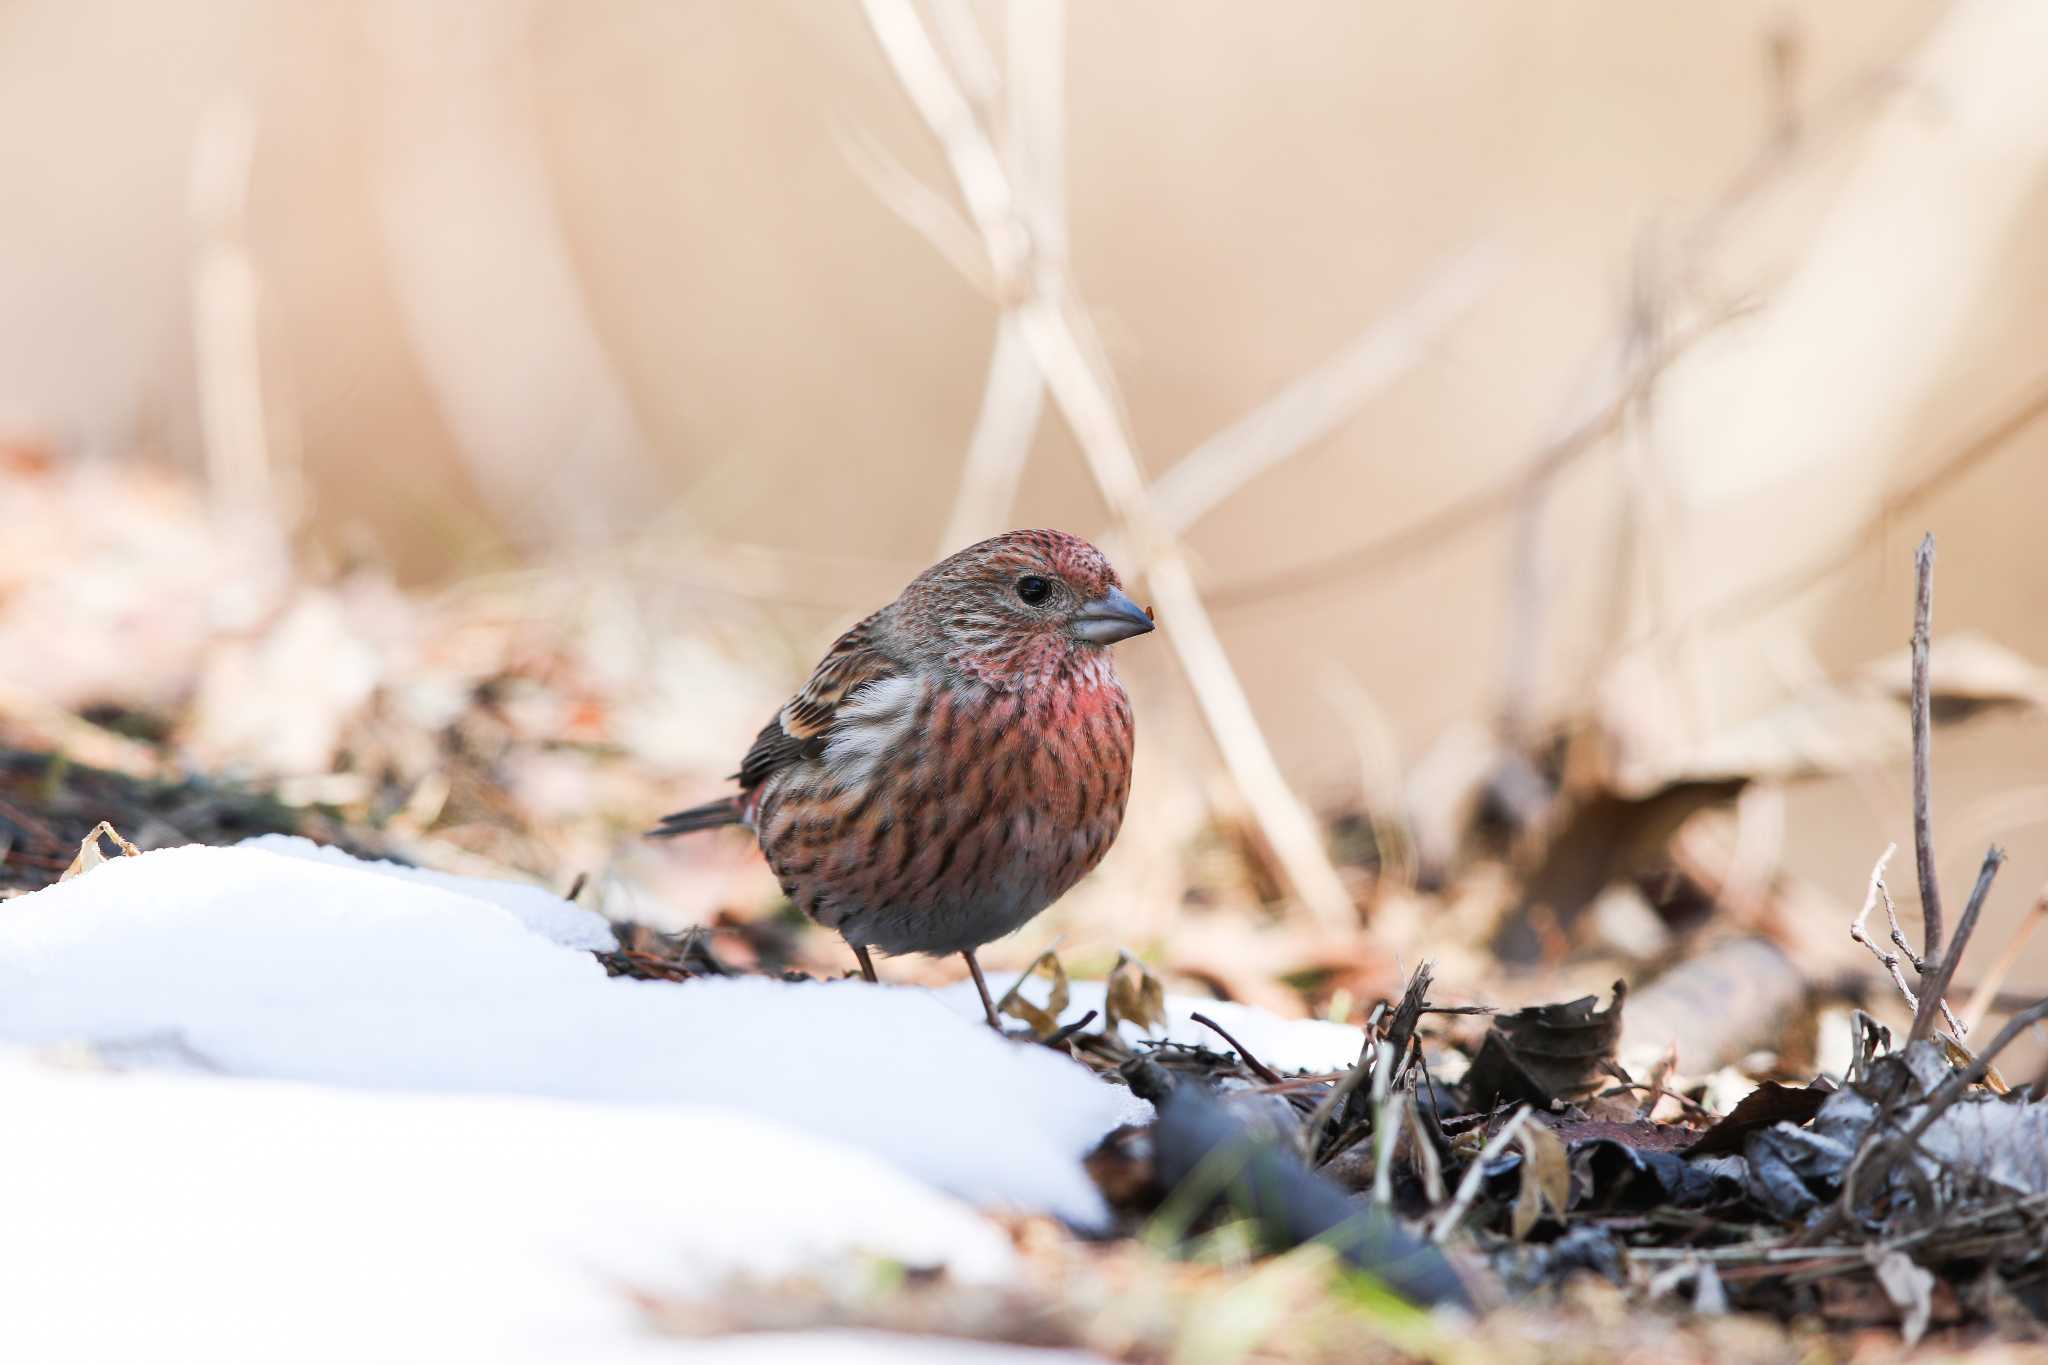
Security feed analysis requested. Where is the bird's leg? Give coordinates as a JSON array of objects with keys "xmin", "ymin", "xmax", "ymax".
[
  {"xmin": 961, "ymin": 948, "xmax": 1003, "ymax": 1031},
  {"xmin": 849, "ymin": 941, "xmax": 879, "ymax": 983}
]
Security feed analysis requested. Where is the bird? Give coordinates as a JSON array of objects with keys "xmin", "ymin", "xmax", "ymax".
[{"xmin": 650, "ymin": 529, "xmax": 1155, "ymax": 1029}]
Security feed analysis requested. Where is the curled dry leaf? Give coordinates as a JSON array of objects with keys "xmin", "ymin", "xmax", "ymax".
[
  {"xmin": 59, "ymin": 821, "xmax": 141, "ymax": 882},
  {"xmin": 1103, "ymin": 950, "xmax": 1167, "ymax": 1035},
  {"xmin": 1466, "ymin": 983, "xmax": 1626, "ymax": 1110},
  {"xmin": 996, "ymin": 949, "xmax": 1070, "ymax": 1040}
]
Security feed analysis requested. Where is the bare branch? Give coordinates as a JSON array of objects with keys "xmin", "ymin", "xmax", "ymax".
[
  {"xmin": 936, "ymin": 315, "xmax": 1045, "ymax": 554},
  {"xmin": 1850, "ymin": 843, "xmax": 1922, "ymax": 1008},
  {"xmin": 1909, "ymin": 845, "xmax": 2004, "ymax": 1043},
  {"xmin": 1909, "ymin": 532, "xmax": 1944, "ymax": 969}
]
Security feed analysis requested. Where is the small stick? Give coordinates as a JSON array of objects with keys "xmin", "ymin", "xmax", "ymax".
[
  {"xmin": 1850, "ymin": 843, "xmax": 1925, "ymax": 1008},
  {"xmin": 1043, "ymin": 1009, "xmax": 1098, "ymax": 1048},
  {"xmin": 1908, "ymin": 533, "xmax": 1944, "ymax": 972},
  {"xmin": 1189, "ymin": 1011, "xmax": 1285, "ymax": 1086},
  {"xmin": 1910, "ymin": 845, "xmax": 2003, "ymax": 1043}
]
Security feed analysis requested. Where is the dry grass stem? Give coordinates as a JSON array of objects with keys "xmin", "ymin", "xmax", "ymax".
[{"xmin": 1144, "ymin": 242, "xmax": 1502, "ymax": 537}]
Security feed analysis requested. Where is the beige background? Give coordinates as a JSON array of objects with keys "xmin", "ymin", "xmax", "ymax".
[{"xmin": 4, "ymin": 1, "xmax": 2046, "ymax": 991}]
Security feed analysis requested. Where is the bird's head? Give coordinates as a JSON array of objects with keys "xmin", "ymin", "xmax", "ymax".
[{"xmin": 894, "ymin": 529, "xmax": 1154, "ymax": 688}]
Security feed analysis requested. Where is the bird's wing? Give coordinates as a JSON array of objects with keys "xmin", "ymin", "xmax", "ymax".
[{"xmin": 735, "ymin": 610, "xmax": 902, "ymax": 791}]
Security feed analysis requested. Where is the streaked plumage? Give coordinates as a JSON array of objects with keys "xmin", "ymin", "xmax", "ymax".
[{"xmin": 651, "ymin": 529, "xmax": 1154, "ymax": 1026}]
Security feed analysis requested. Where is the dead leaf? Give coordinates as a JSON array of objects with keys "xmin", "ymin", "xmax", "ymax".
[
  {"xmin": 1511, "ymin": 1119, "xmax": 1570, "ymax": 1241},
  {"xmin": 1683, "ymin": 1081, "xmax": 1832, "ymax": 1157},
  {"xmin": 997, "ymin": 950, "xmax": 1070, "ymax": 1040},
  {"xmin": 1465, "ymin": 983, "xmax": 1626, "ymax": 1110},
  {"xmin": 1103, "ymin": 951, "xmax": 1166, "ymax": 1035},
  {"xmin": 59, "ymin": 821, "xmax": 140, "ymax": 881}
]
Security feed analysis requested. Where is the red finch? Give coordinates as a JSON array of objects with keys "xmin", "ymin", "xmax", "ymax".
[{"xmin": 652, "ymin": 529, "xmax": 1154, "ymax": 1028}]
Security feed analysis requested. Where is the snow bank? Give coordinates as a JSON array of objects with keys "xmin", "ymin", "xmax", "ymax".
[
  {"xmin": 239, "ymin": 832, "xmax": 620, "ymax": 950},
  {"xmin": 0, "ymin": 1057, "xmax": 1029, "ymax": 1365},
  {"xmin": 0, "ymin": 842, "xmax": 1125, "ymax": 1222}
]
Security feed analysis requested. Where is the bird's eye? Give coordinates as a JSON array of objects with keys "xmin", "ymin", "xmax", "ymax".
[{"xmin": 1015, "ymin": 575, "xmax": 1052, "ymax": 605}]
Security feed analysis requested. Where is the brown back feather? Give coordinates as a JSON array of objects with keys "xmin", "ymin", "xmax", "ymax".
[{"xmin": 734, "ymin": 609, "xmax": 903, "ymax": 791}]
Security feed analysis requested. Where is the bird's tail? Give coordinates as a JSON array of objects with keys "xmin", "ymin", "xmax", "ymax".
[{"xmin": 647, "ymin": 797, "xmax": 744, "ymax": 838}]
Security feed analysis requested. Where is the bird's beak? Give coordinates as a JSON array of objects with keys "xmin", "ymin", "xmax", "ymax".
[{"xmin": 1072, "ymin": 586, "xmax": 1156, "ymax": 645}]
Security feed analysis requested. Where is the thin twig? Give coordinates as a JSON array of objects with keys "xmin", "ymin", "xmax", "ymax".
[
  {"xmin": 1850, "ymin": 843, "xmax": 1925, "ymax": 1009},
  {"xmin": 1043, "ymin": 1009, "xmax": 1098, "ymax": 1048},
  {"xmin": 1910, "ymin": 845, "xmax": 2003, "ymax": 1043},
  {"xmin": 1189, "ymin": 1012, "xmax": 1285, "ymax": 1086},
  {"xmin": 1908, "ymin": 533, "xmax": 1944, "ymax": 971}
]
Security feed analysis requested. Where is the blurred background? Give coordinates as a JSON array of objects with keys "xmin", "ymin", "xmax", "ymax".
[{"xmin": 4, "ymin": 0, "xmax": 2047, "ymax": 1078}]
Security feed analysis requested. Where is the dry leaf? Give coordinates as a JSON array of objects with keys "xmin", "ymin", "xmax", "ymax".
[
  {"xmin": 1510, "ymin": 1119, "xmax": 1571, "ymax": 1241},
  {"xmin": 60, "ymin": 821, "xmax": 141, "ymax": 882},
  {"xmin": 1466, "ymin": 983, "xmax": 1626, "ymax": 1110},
  {"xmin": 996, "ymin": 950, "xmax": 1069, "ymax": 1040},
  {"xmin": 1103, "ymin": 951, "xmax": 1166, "ymax": 1035}
]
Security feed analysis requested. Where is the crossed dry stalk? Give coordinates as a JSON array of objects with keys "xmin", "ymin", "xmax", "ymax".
[{"xmin": 857, "ymin": 0, "xmax": 1498, "ymax": 928}]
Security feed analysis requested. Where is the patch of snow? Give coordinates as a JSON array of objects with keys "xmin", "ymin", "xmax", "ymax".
[
  {"xmin": 238, "ymin": 832, "xmax": 617, "ymax": 950},
  {"xmin": 0, "ymin": 1056, "xmax": 1021, "ymax": 1365},
  {"xmin": 0, "ymin": 844, "xmax": 1125, "ymax": 1223},
  {"xmin": 935, "ymin": 977, "xmax": 1368, "ymax": 1075}
]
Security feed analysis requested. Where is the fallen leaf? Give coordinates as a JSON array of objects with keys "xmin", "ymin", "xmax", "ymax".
[
  {"xmin": 1465, "ymin": 983, "xmax": 1625, "ymax": 1110},
  {"xmin": 1683, "ymin": 1081, "xmax": 1832, "ymax": 1157},
  {"xmin": 997, "ymin": 950, "xmax": 1070, "ymax": 1040},
  {"xmin": 59, "ymin": 821, "xmax": 140, "ymax": 882},
  {"xmin": 1511, "ymin": 1120, "xmax": 1570, "ymax": 1241},
  {"xmin": 1103, "ymin": 951, "xmax": 1166, "ymax": 1035}
]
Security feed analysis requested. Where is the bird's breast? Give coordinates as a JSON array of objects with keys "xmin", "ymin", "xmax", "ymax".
[{"xmin": 755, "ymin": 668, "xmax": 1135, "ymax": 955}]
